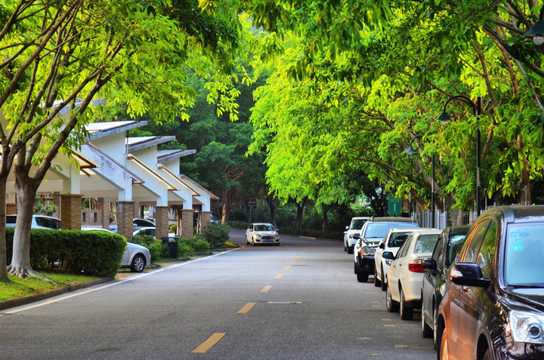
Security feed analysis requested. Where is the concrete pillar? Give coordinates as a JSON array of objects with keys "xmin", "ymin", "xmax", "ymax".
[
  {"xmin": 117, "ymin": 201, "xmax": 135, "ymax": 242},
  {"xmin": 60, "ymin": 194, "xmax": 82, "ymax": 230},
  {"xmin": 201, "ymin": 211, "xmax": 212, "ymax": 230},
  {"xmin": 133, "ymin": 201, "xmax": 140, "ymax": 218},
  {"xmin": 181, "ymin": 208, "xmax": 194, "ymax": 239},
  {"xmin": 97, "ymin": 198, "xmax": 110, "ymax": 230},
  {"xmin": 155, "ymin": 206, "xmax": 169, "ymax": 240}
]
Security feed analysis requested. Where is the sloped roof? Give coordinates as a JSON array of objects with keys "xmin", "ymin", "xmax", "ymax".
[
  {"xmin": 126, "ymin": 136, "xmax": 175, "ymax": 152},
  {"xmin": 86, "ymin": 121, "xmax": 147, "ymax": 140},
  {"xmin": 157, "ymin": 149, "xmax": 196, "ymax": 163}
]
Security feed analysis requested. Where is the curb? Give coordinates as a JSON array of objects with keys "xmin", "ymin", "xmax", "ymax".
[{"xmin": 0, "ymin": 277, "xmax": 114, "ymax": 311}]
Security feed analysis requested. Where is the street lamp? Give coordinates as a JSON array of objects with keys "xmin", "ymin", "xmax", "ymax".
[
  {"xmin": 525, "ymin": 6, "xmax": 544, "ymax": 46},
  {"xmin": 405, "ymin": 136, "xmax": 435, "ymax": 228},
  {"xmin": 437, "ymin": 95, "xmax": 482, "ymax": 218}
]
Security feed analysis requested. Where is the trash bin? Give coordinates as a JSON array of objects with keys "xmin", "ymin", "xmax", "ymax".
[{"xmin": 161, "ymin": 237, "xmax": 179, "ymax": 258}]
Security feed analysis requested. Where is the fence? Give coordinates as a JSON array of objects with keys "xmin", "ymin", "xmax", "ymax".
[{"xmin": 413, "ymin": 208, "xmax": 487, "ymax": 230}]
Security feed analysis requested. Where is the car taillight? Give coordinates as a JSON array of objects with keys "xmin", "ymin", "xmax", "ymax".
[{"xmin": 408, "ymin": 261, "xmax": 425, "ymax": 273}]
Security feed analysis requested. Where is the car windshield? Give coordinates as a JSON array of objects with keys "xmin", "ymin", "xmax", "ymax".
[
  {"xmin": 365, "ymin": 222, "xmax": 418, "ymax": 238},
  {"xmin": 505, "ymin": 223, "xmax": 544, "ymax": 286},
  {"xmin": 350, "ymin": 219, "xmax": 367, "ymax": 230},
  {"xmin": 255, "ymin": 224, "xmax": 274, "ymax": 232},
  {"xmin": 414, "ymin": 234, "xmax": 440, "ymax": 254},
  {"xmin": 387, "ymin": 232, "xmax": 411, "ymax": 248}
]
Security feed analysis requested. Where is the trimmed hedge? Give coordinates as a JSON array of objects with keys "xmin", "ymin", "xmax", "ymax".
[{"xmin": 6, "ymin": 227, "xmax": 126, "ymax": 277}]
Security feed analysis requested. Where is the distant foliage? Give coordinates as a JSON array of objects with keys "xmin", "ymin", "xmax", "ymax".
[{"xmin": 202, "ymin": 223, "xmax": 231, "ymax": 247}]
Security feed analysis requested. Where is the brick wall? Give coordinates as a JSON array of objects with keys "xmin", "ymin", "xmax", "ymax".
[{"xmin": 60, "ymin": 194, "xmax": 82, "ymax": 230}]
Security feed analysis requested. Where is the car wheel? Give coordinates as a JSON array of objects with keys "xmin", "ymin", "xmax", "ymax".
[
  {"xmin": 439, "ymin": 326, "xmax": 449, "ymax": 360},
  {"xmin": 347, "ymin": 245, "xmax": 353, "ymax": 254},
  {"xmin": 130, "ymin": 254, "xmax": 146, "ymax": 272},
  {"xmin": 344, "ymin": 242, "xmax": 347, "ymax": 252},
  {"xmin": 386, "ymin": 284, "xmax": 399, "ymax": 312},
  {"xmin": 354, "ymin": 262, "xmax": 358, "ymax": 274},
  {"xmin": 399, "ymin": 288, "xmax": 414, "ymax": 320},
  {"xmin": 374, "ymin": 268, "xmax": 381, "ymax": 287},
  {"xmin": 380, "ymin": 266, "xmax": 387, "ymax": 291},
  {"xmin": 421, "ymin": 297, "xmax": 433, "ymax": 338},
  {"xmin": 357, "ymin": 267, "xmax": 368, "ymax": 283},
  {"xmin": 252, "ymin": 237, "xmax": 256, "ymax": 246},
  {"xmin": 433, "ymin": 306, "xmax": 438, "ymax": 349}
]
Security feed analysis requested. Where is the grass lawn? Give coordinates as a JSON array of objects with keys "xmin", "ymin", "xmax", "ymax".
[{"xmin": 0, "ymin": 272, "xmax": 100, "ymax": 302}]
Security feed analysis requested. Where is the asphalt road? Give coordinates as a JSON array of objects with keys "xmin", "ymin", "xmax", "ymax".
[{"xmin": 0, "ymin": 229, "xmax": 436, "ymax": 359}]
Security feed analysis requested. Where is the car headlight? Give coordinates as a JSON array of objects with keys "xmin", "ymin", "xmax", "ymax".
[
  {"xmin": 509, "ymin": 310, "xmax": 544, "ymax": 344},
  {"xmin": 360, "ymin": 246, "xmax": 376, "ymax": 256},
  {"xmin": 255, "ymin": 234, "xmax": 262, "ymax": 239}
]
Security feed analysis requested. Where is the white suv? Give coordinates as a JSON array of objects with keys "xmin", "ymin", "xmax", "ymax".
[
  {"xmin": 6, "ymin": 214, "xmax": 61, "ymax": 229},
  {"xmin": 344, "ymin": 217, "xmax": 369, "ymax": 254}
]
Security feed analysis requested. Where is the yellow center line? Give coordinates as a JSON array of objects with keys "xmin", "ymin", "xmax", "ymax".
[
  {"xmin": 275, "ymin": 273, "xmax": 284, "ymax": 279},
  {"xmin": 291, "ymin": 260, "xmax": 297, "ymax": 264},
  {"xmin": 285, "ymin": 265, "xmax": 291, "ymax": 270},
  {"xmin": 237, "ymin": 302, "xmax": 256, "ymax": 314},
  {"xmin": 192, "ymin": 333, "xmax": 226, "ymax": 353},
  {"xmin": 296, "ymin": 255, "xmax": 301, "ymax": 259},
  {"xmin": 261, "ymin": 285, "xmax": 272, "ymax": 293}
]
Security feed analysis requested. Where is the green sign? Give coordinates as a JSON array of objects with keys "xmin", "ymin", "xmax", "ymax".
[{"xmin": 388, "ymin": 197, "xmax": 402, "ymax": 215}]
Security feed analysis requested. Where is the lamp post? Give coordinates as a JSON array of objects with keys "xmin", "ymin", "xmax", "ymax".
[
  {"xmin": 406, "ymin": 136, "xmax": 435, "ymax": 228},
  {"xmin": 525, "ymin": 6, "xmax": 544, "ymax": 45},
  {"xmin": 437, "ymin": 95, "xmax": 482, "ymax": 218}
]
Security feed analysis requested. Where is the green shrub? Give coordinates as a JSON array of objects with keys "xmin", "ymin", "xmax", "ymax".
[
  {"xmin": 6, "ymin": 228, "xmax": 126, "ymax": 277},
  {"xmin": 225, "ymin": 220, "xmax": 248, "ymax": 229},
  {"xmin": 202, "ymin": 223, "xmax": 230, "ymax": 248},
  {"xmin": 183, "ymin": 236, "xmax": 211, "ymax": 253},
  {"xmin": 177, "ymin": 242, "xmax": 193, "ymax": 258},
  {"xmin": 132, "ymin": 234, "xmax": 162, "ymax": 261},
  {"xmin": 169, "ymin": 224, "xmax": 177, "ymax": 233}
]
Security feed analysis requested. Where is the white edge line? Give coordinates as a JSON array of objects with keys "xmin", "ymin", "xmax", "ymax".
[{"xmin": 4, "ymin": 249, "xmax": 238, "ymax": 315}]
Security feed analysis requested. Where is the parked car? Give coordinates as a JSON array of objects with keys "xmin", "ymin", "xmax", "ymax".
[
  {"xmin": 354, "ymin": 217, "xmax": 419, "ymax": 283},
  {"xmin": 420, "ymin": 225, "xmax": 470, "ymax": 346},
  {"xmin": 109, "ymin": 218, "xmax": 156, "ymax": 232},
  {"xmin": 374, "ymin": 227, "xmax": 419, "ymax": 291},
  {"xmin": 344, "ymin": 216, "xmax": 370, "ymax": 254},
  {"xmin": 437, "ymin": 206, "xmax": 544, "ymax": 360},
  {"xmin": 6, "ymin": 214, "xmax": 61, "ymax": 229},
  {"xmin": 133, "ymin": 226, "xmax": 156, "ymax": 237},
  {"xmin": 83, "ymin": 227, "xmax": 151, "ymax": 272},
  {"xmin": 246, "ymin": 223, "xmax": 280, "ymax": 246},
  {"xmin": 384, "ymin": 228, "xmax": 441, "ymax": 320}
]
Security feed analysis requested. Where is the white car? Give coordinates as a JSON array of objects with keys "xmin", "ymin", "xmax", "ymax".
[
  {"xmin": 374, "ymin": 228, "xmax": 419, "ymax": 291},
  {"xmin": 83, "ymin": 227, "xmax": 151, "ymax": 272},
  {"xmin": 6, "ymin": 214, "xmax": 61, "ymax": 229},
  {"xmin": 385, "ymin": 228, "xmax": 441, "ymax": 320},
  {"xmin": 344, "ymin": 217, "xmax": 369, "ymax": 254},
  {"xmin": 246, "ymin": 223, "xmax": 280, "ymax": 246}
]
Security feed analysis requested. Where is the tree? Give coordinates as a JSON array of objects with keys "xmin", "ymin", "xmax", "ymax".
[{"xmin": 0, "ymin": 0, "xmax": 244, "ymax": 279}]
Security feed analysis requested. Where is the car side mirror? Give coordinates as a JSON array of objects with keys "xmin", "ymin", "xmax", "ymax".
[
  {"xmin": 382, "ymin": 251, "xmax": 394, "ymax": 260},
  {"xmin": 379, "ymin": 242, "xmax": 385, "ymax": 249},
  {"xmin": 421, "ymin": 258, "xmax": 437, "ymax": 270},
  {"xmin": 352, "ymin": 234, "xmax": 360, "ymax": 240},
  {"xmin": 450, "ymin": 263, "xmax": 491, "ymax": 288}
]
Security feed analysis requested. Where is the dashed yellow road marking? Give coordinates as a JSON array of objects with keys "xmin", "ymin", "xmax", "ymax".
[
  {"xmin": 237, "ymin": 302, "xmax": 256, "ymax": 314},
  {"xmin": 275, "ymin": 273, "xmax": 284, "ymax": 279},
  {"xmin": 192, "ymin": 333, "xmax": 225, "ymax": 353},
  {"xmin": 291, "ymin": 260, "xmax": 297, "ymax": 264},
  {"xmin": 296, "ymin": 256, "xmax": 301, "ymax": 259},
  {"xmin": 261, "ymin": 285, "xmax": 272, "ymax": 293},
  {"xmin": 285, "ymin": 265, "xmax": 291, "ymax": 270},
  {"xmin": 395, "ymin": 345, "xmax": 409, "ymax": 348}
]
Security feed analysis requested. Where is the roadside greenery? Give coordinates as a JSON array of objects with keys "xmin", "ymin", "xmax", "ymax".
[{"xmin": 0, "ymin": 272, "xmax": 100, "ymax": 302}]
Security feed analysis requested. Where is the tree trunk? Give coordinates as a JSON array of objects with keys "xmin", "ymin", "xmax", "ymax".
[
  {"xmin": 8, "ymin": 172, "xmax": 40, "ymax": 278},
  {"xmin": 295, "ymin": 199, "xmax": 306, "ymax": 231},
  {"xmin": 0, "ymin": 174, "xmax": 10, "ymax": 282},
  {"xmin": 519, "ymin": 157, "xmax": 531, "ymax": 205},
  {"xmin": 221, "ymin": 191, "xmax": 230, "ymax": 223},
  {"xmin": 266, "ymin": 194, "xmax": 276, "ymax": 227},
  {"xmin": 321, "ymin": 204, "xmax": 328, "ymax": 233}
]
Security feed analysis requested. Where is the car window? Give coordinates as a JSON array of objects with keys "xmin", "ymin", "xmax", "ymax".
[
  {"xmin": 365, "ymin": 222, "xmax": 417, "ymax": 238},
  {"xmin": 255, "ymin": 224, "xmax": 274, "ymax": 231},
  {"xmin": 397, "ymin": 235, "xmax": 412, "ymax": 258},
  {"xmin": 446, "ymin": 234, "xmax": 468, "ymax": 267},
  {"xmin": 461, "ymin": 220, "xmax": 491, "ymax": 262},
  {"xmin": 414, "ymin": 234, "xmax": 440, "ymax": 254},
  {"xmin": 387, "ymin": 232, "xmax": 410, "ymax": 248},
  {"xmin": 350, "ymin": 219, "xmax": 367, "ymax": 230},
  {"xmin": 505, "ymin": 223, "xmax": 544, "ymax": 285},
  {"xmin": 431, "ymin": 234, "xmax": 445, "ymax": 266},
  {"xmin": 476, "ymin": 220, "xmax": 498, "ymax": 278}
]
